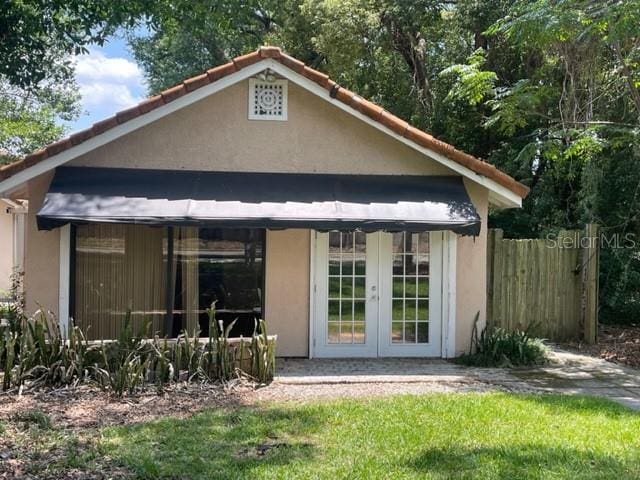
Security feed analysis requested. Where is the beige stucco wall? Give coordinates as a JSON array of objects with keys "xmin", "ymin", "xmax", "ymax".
[
  {"xmin": 454, "ymin": 179, "xmax": 489, "ymax": 355},
  {"xmin": 265, "ymin": 229, "xmax": 310, "ymax": 357},
  {"xmin": 0, "ymin": 203, "xmax": 13, "ymax": 293},
  {"xmin": 21, "ymin": 76, "xmax": 492, "ymax": 358},
  {"xmin": 69, "ymin": 82, "xmax": 451, "ymax": 176},
  {"xmin": 23, "ymin": 172, "xmax": 59, "ymax": 314}
]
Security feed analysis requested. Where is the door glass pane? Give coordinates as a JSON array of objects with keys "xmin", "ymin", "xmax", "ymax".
[
  {"xmin": 390, "ymin": 232, "xmax": 430, "ymax": 344},
  {"xmin": 326, "ymin": 231, "xmax": 367, "ymax": 344}
]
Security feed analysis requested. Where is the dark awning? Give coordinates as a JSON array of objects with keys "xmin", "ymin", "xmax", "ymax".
[{"xmin": 37, "ymin": 167, "xmax": 481, "ymax": 235}]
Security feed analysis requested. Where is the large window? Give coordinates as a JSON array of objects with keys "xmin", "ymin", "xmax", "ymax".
[{"xmin": 74, "ymin": 225, "xmax": 264, "ymax": 340}]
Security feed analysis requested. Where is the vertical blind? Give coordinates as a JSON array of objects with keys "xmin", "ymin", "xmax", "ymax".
[
  {"xmin": 74, "ymin": 224, "xmax": 263, "ymax": 340},
  {"xmin": 74, "ymin": 224, "xmax": 167, "ymax": 339}
]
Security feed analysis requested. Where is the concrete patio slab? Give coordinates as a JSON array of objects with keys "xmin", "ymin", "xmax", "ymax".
[{"xmin": 273, "ymin": 348, "xmax": 640, "ymax": 410}]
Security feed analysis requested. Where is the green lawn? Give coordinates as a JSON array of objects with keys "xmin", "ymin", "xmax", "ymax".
[{"xmin": 96, "ymin": 393, "xmax": 640, "ymax": 479}]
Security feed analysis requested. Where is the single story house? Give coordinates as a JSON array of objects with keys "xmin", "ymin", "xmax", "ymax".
[
  {"xmin": 0, "ymin": 47, "xmax": 528, "ymax": 358},
  {"xmin": 0, "ymin": 198, "xmax": 26, "ymax": 297}
]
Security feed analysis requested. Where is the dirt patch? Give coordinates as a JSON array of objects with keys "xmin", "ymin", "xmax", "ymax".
[
  {"xmin": 0, "ymin": 380, "xmax": 261, "ymax": 479},
  {"xmin": 561, "ymin": 324, "xmax": 640, "ymax": 369}
]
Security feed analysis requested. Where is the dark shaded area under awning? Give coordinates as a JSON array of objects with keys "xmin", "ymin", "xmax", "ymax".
[{"xmin": 36, "ymin": 167, "xmax": 481, "ymax": 235}]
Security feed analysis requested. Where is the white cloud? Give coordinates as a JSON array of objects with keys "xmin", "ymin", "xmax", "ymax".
[{"xmin": 74, "ymin": 48, "xmax": 146, "ymax": 113}]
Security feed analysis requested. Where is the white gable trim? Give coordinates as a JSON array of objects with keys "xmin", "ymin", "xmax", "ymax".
[{"xmin": 0, "ymin": 58, "xmax": 521, "ymax": 206}]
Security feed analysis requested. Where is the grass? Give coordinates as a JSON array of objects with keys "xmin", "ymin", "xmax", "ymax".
[{"xmin": 93, "ymin": 393, "xmax": 640, "ymax": 479}]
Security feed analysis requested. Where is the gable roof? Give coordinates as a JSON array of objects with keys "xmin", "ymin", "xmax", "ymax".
[{"xmin": 0, "ymin": 46, "xmax": 529, "ymax": 203}]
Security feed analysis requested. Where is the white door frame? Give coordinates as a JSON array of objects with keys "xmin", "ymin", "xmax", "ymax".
[{"xmin": 310, "ymin": 230, "xmax": 457, "ymax": 358}]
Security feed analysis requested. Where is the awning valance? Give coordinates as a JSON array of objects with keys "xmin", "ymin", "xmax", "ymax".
[{"xmin": 36, "ymin": 167, "xmax": 481, "ymax": 235}]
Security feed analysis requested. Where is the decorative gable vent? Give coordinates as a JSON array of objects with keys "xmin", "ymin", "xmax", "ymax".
[{"xmin": 249, "ymin": 75, "xmax": 288, "ymax": 121}]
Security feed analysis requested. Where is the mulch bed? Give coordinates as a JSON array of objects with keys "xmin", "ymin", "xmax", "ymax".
[
  {"xmin": 0, "ymin": 380, "xmax": 259, "ymax": 479},
  {"xmin": 561, "ymin": 324, "xmax": 640, "ymax": 369}
]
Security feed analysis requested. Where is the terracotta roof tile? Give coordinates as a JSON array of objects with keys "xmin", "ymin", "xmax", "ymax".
[
  {"xmin": 279, "ymin": 53, "xmax": 305, "ymax": 74},
  {"xmin": 259, "ymin": 46, "xmax": 282, "ymax": 59},
  {"xmin": 379, "ymin": 111, "xmax": 409, "ymax": 136},
  {"xmin": 91, "ymin": 116, "xmax": 118, "ymax": 136},
  {"xmin": 115, "ymin": 105, "xmax": 142, "ymax": 124},
  {"xmin": 138, "ymin": 95, "xmax": 164, "ymax": 114},
  {"xmin": 302, "ymin": 66, "xmax": 330, "ymax": 88},
  {"xmin": 184, "ymin": 73, "xmax": 210, "ymax": 92},
  {"xmin": 161, "ymin": 84, "xmax": 187, "ymax": 103},
  {"xmin": 69, "ymin": 128, "xmax": 94, "ymax": 146},
  {"xmin": 357, "ymin": 98, "xmax": 384, "ymax": 121},
  {"xmin": 45, "ymin": 138, "xmax": 73, "ymax": 157},
  {"xmin": 23, "ymin": 149, "xmax": 48, "ymax": 168},
  {"xmin": 232, "ymin": 51, "xmax": 261, "ymax": 69},
  {"xmin": 0, "ymin": 46, "xmax": 529, "ymax": 199},
  {"xmin": 207, "ymin": 62, "xmax": 236, "ymax": 81}
]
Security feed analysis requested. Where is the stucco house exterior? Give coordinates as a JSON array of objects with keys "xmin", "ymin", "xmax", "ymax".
[
  {"xmin": 0, "ymin": 47, "xmax": 528, "ymax": 358},
  {"xmin": 0, "ymin": 198, "xmax": 26, "ymax": 297}
]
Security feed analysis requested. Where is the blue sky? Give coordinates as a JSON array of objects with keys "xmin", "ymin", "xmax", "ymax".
[{"xmin": 65, "ymin": 35, "xmax": 147, "ymax": 132}]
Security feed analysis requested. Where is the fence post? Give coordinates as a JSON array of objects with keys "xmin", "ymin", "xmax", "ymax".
[
  {"xmin": 487, "ymin": 229, "xmax": 503, "ymax": 328},
  {"xmin": 583, "ymin": 224, "xmax": 599, "ymax": 344}
]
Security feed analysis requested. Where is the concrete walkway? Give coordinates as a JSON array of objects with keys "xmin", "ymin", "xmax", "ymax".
[{"xmin": 274, "ymin": 348, "xmax": 640, "ymax": 410}]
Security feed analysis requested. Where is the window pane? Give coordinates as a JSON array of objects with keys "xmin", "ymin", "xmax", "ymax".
[
  {"xmin": 354, "ymin": 256, "xmax": 366, "ymax": 275},
  {"xmin": 353, "ymin": 277, "xmax": 366, "ymax": 299},
  {"xmin": 418, "ymin": 277, "xmax": 429, "ymax": 298},
  {"xmin": 405, "ymin": 300, "xmax": 416, "ymax": 320},
  {"xmin": 340, "ymin": 323, "xmax": 353, "ymax": 343},
  {"xmin": 329, "ymin": 256, "xmax": 340, "ymax": 276},
  {"xmin": 417, "ymin": 322, "xmax": 429, "ymax": 343},
  {"xmin": 328, "ymin": 300, "xmax": 340, "ymax": 321},
  {"xmin": 328, "ymin": 322, "xmax": 340, "ymax": 343},
  {"xmin": 75, "ymin": 224, "xmax": 167, "ymax": 340},
  {"xmin": 392, "ymin": 322, "xmax": 403, "ymax": 343},
  {"xmin": 392, "ymin": 232, "xmax": 405, "ymax": 254},
  {"xmin": 197, "ymin": 228, "xmax": 263, "ymax": 338},
  {"xmin": 353, "ymin": 322, "xmax": 365, "ymax": 344},
  {"xmin": 392, "ymin": 254, "xmax": 404, "ymax": 275},
  {"xmin": 405, "ymin": 277, "xmax": 417, "ymax": 297},
  {"xmin": 328, "ymin": 277, "xmax": 340, "ymax": 298},
  {"xmin": 418, "ymin": 300, "xmax": 429, "ymax": 321},
  {"xmin": 341, "ymin": 300, "xmax": 353, "ymax": 320},
  {"xmin": 392, "ymin": 277, "xmax": 404, "ymax": 297},
  {"xmin": 417, "ymin": 256, "xmax": 429, "ymax": 275},
  {"xmin": 392, "ymin": 300, "xmax": 404, "ymax": 320},
  {"xmin": 404, "ymin": 322, "xmax": 416, "ymax": 343},
  {"xmin": 341, "ymin": 277, "xmax": 353, "ymax": 298},
  {"xmin": 353, "ymin": 301, "xmax": 365, "ymax": 321},
  {"xmin": 341, "ymin": 255, "xmax": 354, "ymax": 275}
]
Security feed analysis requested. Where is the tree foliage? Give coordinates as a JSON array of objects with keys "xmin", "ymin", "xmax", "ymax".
[
  {"xmin": 0, "ymin": 0, "xmax": 153, "ymax": 90},
  {"xmin": 125, "ymin": 0, "xmax": 640, "ymax": 323},
  {"xmin": 2, "ymin": 0, "xmax": 639, "ymax": 323}
]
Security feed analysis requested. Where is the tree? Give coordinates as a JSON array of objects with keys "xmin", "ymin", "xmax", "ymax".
[
  {"xmin": 128, "ymin": 0, "xmax": 283, "ymax": 94},
  {"xmin": 0, "ymin": 0, "xmax": 152, "ymax": 90},
  {"xmin": 0, "ymin": 77, "xmax": 79, "ymax": 164}
]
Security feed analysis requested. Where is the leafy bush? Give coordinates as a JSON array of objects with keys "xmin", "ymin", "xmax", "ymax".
[
  {"xmin": 457, "ymin": 313, "xmax": 548, "ymax": 367},
  {"xmin": 0, "ymin": 304, "xmax": 276, "ymax": 396}
]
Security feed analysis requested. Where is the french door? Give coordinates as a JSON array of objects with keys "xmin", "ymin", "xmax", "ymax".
[{"xmin": 313, "ymin": 230, "xmax": 443, "ymax": 358}]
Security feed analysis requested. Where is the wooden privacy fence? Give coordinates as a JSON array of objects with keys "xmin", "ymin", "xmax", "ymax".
[{"xmin": 487, "ymin": 224, "xmax": 599, "ymax": 343}]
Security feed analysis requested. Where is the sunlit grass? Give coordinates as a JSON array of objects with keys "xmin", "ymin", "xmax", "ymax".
[{"xmin": 99, "ymin": 392, "xmax": 640, "ymax": 479}]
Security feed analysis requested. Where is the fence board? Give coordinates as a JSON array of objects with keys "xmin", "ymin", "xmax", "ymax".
[{"xmin": 487, "ymin": 225, "xmax": 599, "ymax": 343}]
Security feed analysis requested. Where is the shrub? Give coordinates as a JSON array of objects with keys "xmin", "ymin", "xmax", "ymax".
[
  {"xmin": 0, "ymin": 304, "xmax": 277, "ymax": 395},
  {"xmin": 457, "ymin": 313, "xmax": 548, "ymax": 367}
]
